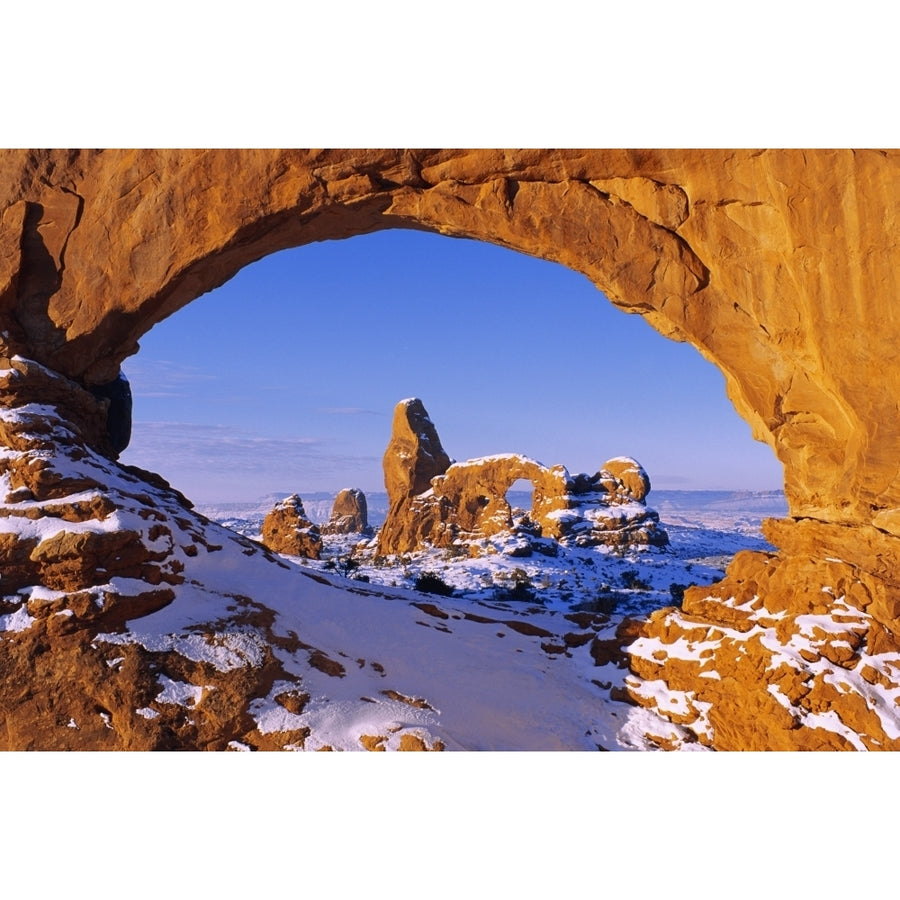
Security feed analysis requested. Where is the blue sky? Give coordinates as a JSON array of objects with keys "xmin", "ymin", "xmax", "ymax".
[{"xmin": 119, "ymin": 229, "xmax": 785, "ymax": 504}]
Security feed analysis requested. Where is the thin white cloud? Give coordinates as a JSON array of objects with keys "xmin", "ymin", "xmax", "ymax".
[
  {"xmin": 120, "ymin": 422, "xmax": 381, "ymax": 502},
  {"xmin": 122, "ymin": 360, "xmax": 219, "ymax": 398}
]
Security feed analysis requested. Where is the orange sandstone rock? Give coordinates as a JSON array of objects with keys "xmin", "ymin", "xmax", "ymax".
[
  {"xmin": 320, "ymin": 488, "xmax": 370, "ymax": 535},
  {"xmin": 2, "ymin": 149, "xmax": 900, "ymax": 750},
  {"xmin": 377, "ymin": 399, "xmax": 666, "ymax": 555},
  {"xmin": 261, "ymin": 495, "xmax": 323, "ymax": 559}
]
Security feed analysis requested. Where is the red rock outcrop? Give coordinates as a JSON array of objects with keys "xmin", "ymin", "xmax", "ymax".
[
  {"xmin": 377, "ymin": 399, "xmax": 667, "ymax": 555},
  {"xmin": 5, "ymin": 149, "xmax": 897, "ymax": 533},
  {"xmin": 2, "ymin": 149, "xmax": 900, "ymax": 749},
  {"xmin": 624, "ymin": 543, "xmax": 900, "ymax": 750},
  {"xmin": 377, "ymin": 398, "xmax": 453, "ymax": 554},
  {"xmin": 0, "ymin": 357, "xmax": 300, "ymax": 749},
  {"xmin": 261, "ymin": 495, "xmax": 322, "ymax": 559},
  {"xmin": 320, "ymin": 488, "xmax": 370, "ymax": 535}
]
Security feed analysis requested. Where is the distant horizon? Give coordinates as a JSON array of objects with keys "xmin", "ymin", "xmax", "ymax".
[
  {"xmin": 120, "ymin": 230, "xmax": 785, "ymax": 505},
  {"xmin": 194, "ymin": 484, "xmax": 789, "ymax": 508}
]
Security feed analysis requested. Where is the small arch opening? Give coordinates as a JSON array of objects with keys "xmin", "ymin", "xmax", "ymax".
[{"xmin": 506, "ymin": 478, "xmax": 535, "ymax": 527}]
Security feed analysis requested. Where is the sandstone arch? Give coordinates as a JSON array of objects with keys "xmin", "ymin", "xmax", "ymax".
[
  {"xmin": 376, "ymin": 398, "xmax": 667, "ymax": 556},
  {"xmin": 3, "ymin": 148, "xmax": 900, "ymax": 750},
  {"xmin": 4, "ymin": 149, "xmax": 899, "ymax": 534}
]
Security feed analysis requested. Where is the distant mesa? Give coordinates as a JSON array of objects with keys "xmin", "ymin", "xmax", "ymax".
[
  {"xmin": 377, "ymin": 398, "xmax": 668, "ymax": 557},
  {"xmin": 320, "ymin": 488, "xmax": 371, "ymax": 536},
  {"xmin": 261, "ymin": 494, "xmax": 323, "ymax": 559}
]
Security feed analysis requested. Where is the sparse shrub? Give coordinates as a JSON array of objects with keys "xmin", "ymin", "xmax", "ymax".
[
  {"xmin": 495, "ymin": 567, "xmax": 535, "ymax": 602},
  {"xmin": 572, "ymin": 589, "xmax": 626, "ymax": 615},
  {"xmin": 413, "ymin": 572, "xmax": 455, "ymax": 597},
  {"xmin": 443, "ymin": 544, "xmax": 469, "ymax": 560},
  {"xmin": 506, "ymin": 580, "xmax": 535, "ymax": 602},
  {"xmin": 593, "ymin": 592, "xmax": 619, "ymax": 616},
  {"xmin": 621, "ymin": 569, "xmax": 651, "ymax": 591}
]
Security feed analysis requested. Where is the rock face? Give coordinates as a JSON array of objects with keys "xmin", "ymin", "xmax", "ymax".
[
  {"xmin": 6, "ymin": 148, "xmax": 898, "ymax": 531},
  {"xmin": 320, "ymin": 488, "xmax": 370, "ymax": 535},
  {"xmin": 0, "ymin": 357, "xmax": 290, "ymax": 749},
  {"xmin": 261, "ymin": 495, "xmax": 322, "ymax": 559},
  {"xmin": 625, "ymin": 542, "xmax": 900, "ymax": 750},
  {"xmin": 378, "ymin": 399, "xmax": 453, "ymax": 553},
  {"xmin": 2, "ymin": 148, "xmax": 900, "ymax": 749},
  {"xmin": 377, "ymin": 399, "xmax": 667, "ymax": 556},
  {"xmin": 383, "ymin": 398, "xmax": 452, "ymax": 501}
]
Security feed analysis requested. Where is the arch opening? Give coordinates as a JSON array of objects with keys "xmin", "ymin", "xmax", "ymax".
[
  {"xmin": 119, "ymin": 228, "xmax": 785, "ymax": 611},
  {"xmin": 120, "ymin": 229, "xmax": 784, "ymax": 507},
  {"xmin": 506, "ymin": 478, "xmax": 535, "ymax": 528}
]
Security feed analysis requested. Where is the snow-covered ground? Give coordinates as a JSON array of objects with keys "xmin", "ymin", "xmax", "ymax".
[
  {"xmin": 0, "ymin": 385, "xmax": 786, "ymax": 752},
  {"xmin": 182, "ymin": 490, "xmax": 785, "ymax": 750},
  {"xmin": 201, "ymin": 489, "xmax": 782, "ymax": 621}
]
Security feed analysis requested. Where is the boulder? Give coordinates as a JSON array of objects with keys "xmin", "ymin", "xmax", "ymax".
[
  {"xmin": 601, "ymin": 457, "xmax": 651, "ymax": 502},
  {"xmin": 321, "ymin": 488, "xmax": 370, "ymax": 535},
  {"xmin": 261, "ymin": 495, "xmax": 323, "ymax": 559}
]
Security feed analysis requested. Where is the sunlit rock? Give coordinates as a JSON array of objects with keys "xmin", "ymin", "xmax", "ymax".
[
  {"xmin": 377, "ymin": 399, "xmax": 668, "ymax": 555},
  {"xmin": 261, "ymin": 494, "xmax": 323, "ymax": 559},
  {"xmin": 320, "ymin": 488, "xmax": 371, "ymax": 535},
  {"xmin": 3, "ymin": 149, "xmax": 900, "ymax": 749}
]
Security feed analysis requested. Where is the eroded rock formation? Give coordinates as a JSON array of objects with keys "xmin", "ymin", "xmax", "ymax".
[
  {"xmin": 2, "ymin": 149, "xmax": 900, "ymax": 749},
  {"xmin": 624, "ymin": 546, "xmax": 900, "ymax": 750},
  {"xmin": 261, "ymin": 495, "xmax": 322, "ymax": 559},
  {"xmin": 320, "ymin": 488, "xmax": 370, "ymax": 535},
  {"xmin": 377, "ymin": 399, "xmax": 667, "ymax": 556}
]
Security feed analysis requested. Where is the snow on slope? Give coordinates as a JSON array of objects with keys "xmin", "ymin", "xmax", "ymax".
[
  {"xmin": 92, "ymin": 519, "xmax": 701, "ymax": 750},
  {"xmin": 0, "ymin": 386, "xmax": 776, "ymax": 752}
]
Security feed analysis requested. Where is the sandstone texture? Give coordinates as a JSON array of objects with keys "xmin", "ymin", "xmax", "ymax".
[
  {"xmin": 320, "ymin": 488, "xmax": 370, "ymax": 535},
  {"xmin": 261, "ymin": 495, "xmax": 322, "ymax": 559},
  {"xmin": 3, "ymin": 149, "xmax": 898, "ymax": 533},
  {"xmin": 624, "ymin": 544, "xmax": 900, "ymax": 750},
  {"xmin": 0, "ymin": 359, "xmax": 293, "ymax": 749},
  {"xmin": 377, "ymin": 399, "xmax": 667, "ymax": 556},
  {"xmin": 2, "ymin": 149, "xmax": 900, "ymax": 750}
]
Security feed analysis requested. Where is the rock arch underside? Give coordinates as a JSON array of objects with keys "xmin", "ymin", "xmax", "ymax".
[{"xmin": 2, "ymin": 148, "xmax": 900, "ymax": 750}]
